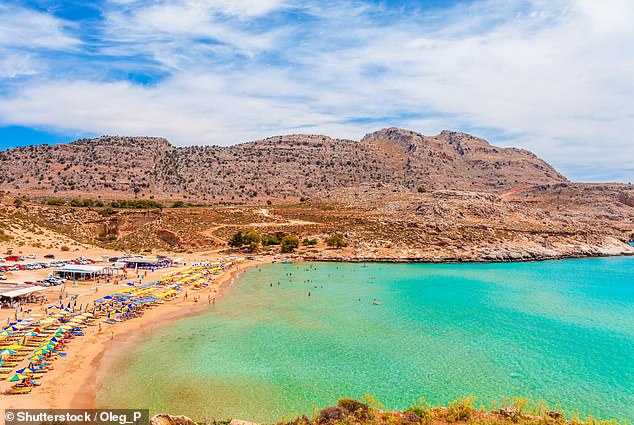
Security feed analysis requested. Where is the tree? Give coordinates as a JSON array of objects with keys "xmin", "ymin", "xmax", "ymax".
[
  {"xmin": 326, "ymin": 235, "xmax": 347, "ymax": 249},
  {"xmin": 417, "ymin": 186, "xmax": 427, "ymax": 193},
  {"xmin": 280, "ymin": 235, "xmax": 300, "ymax": 253},
  {"xmin": 242, "ymin": 230, "xmax": 261, "ymax": 251},
  {"xmin": 261, "ymin": 234, "xmax": 280, "ymax": 246},
  {"xmin": 243, "ymin": 230, "xmax": 261, "ymax": 245},
  {"xmin": 228, "ymin": 232, "xmax": 244, "ymax": 248},
  {"xmin": 171, "ymin": 200, "xmax": 186, "ymax": 208}
]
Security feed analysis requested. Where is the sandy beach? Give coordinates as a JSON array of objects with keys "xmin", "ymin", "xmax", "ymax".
[{"xmin": 0, "ymin": 244, "xmax": 271, "ymax": 413}]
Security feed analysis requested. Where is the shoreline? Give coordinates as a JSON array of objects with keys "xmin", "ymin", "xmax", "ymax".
[
  {"xmin": 73, "ymin": 261, "xmax": 260, "ymax": 409},
  {"xmin": 306, "ymin": 250, "xmax": 634, "ymax": 264},
  {"xmin": 0, "ymin": 257, "xmax": 267, "ymax": 411},
  {"xmin": 3, "ymin": 253, "xmax": 633, "ymax": 413}
]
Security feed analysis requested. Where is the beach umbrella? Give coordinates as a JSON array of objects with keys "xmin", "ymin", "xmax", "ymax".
[
  {"xmin": 28, "ymin": 355, "xmax": 44, "ymax": 360},
  {"xmin": 16, "ymin": 367, "xmax": 34, "ymax": 374},
  {"xmin": 0, "ymin": 349, "xmax": 16, "ymax": 355},
  {"xmin": 9, "ymin": 373, "xmax": 28, "ymax": 382}
]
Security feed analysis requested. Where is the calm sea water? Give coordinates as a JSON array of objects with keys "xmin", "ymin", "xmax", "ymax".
[{"xmin": 97, "ymin": 258, "xmax": 634, "ymax": 421}]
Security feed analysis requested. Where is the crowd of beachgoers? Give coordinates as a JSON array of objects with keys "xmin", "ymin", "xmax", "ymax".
[{"xmin": 0, "ymin": 259, "xmax": 239, "ymax": 396}]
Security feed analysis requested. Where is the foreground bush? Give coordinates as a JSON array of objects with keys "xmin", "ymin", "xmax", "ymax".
[{"xmin": 272, "ymin": 396, "xmax": 626, "ymax": 425}]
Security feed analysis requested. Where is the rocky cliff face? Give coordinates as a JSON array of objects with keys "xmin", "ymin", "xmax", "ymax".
[{"xmin": 0, "ymin": 128, "xmax": 566, "ymax": 202}]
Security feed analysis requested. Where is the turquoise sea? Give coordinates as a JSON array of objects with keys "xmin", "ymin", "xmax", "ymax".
[{"xmin": 97, "ymin": 258, "xmax": 634, "ymax": 421}]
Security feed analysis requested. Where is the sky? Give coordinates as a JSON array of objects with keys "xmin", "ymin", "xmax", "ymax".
[{"xmin": 0, "ymin": 0, "xmax": 632, "ymax": 182}]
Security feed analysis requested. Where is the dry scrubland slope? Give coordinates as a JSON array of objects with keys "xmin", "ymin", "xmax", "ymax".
[{"xmin": 0, "ymin": 128, "xmax": 633, "ymax": 261}]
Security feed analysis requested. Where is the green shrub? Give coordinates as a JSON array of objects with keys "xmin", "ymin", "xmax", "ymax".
[
  {"xmin": 99, "ymin": 207, "xmax": 116, "ymax": 216},
  {"xmin": 60, "ymin": 245, "xmax": 70, "ymax": 252},
  {"xmin": 243, "ymin": 230, "xmax": 262, "ymax": 245},
  {"xmin": 228, "ymin": 232, "xmax": 244, "ymax": 248},
  {"xmin": 445, "ymin": 397, "xmax": 477, "ymax": 422},
  {"xmin": 281, "ymin": 235, "xmax": 300, "ymax": 253},
  {"xmin": 303, "ymin": 238, "xmax": 318, "ymax": 246},
  {"xmin": 406, "ymin": 398, "xmax": 434, "ymax": 425},
  {"xmin": 326, "ymin": 235, "xmax": 347, "ymax": 248},
  {"xmin": 262, "ymin": 234, "xmax": 280, "ymax": 245}
]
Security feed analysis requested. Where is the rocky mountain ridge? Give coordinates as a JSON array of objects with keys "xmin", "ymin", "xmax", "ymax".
[{"xmin": 0, "ymin": 128, "xmax": 566, "ymax": 202}]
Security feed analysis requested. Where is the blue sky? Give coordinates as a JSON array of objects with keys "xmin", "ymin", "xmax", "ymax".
[{"xmin": 0, "ymin": 0, "xmax": 632, "ymax": 182}]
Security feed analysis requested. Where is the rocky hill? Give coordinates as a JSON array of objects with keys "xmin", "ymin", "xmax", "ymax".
[
  {"xmin": 0, "ymin": 128, "xmax": 631, "ymax": 261},
  {"xmin": 0, "ymin": 128, "xmax": 566, "ymax": 202}
]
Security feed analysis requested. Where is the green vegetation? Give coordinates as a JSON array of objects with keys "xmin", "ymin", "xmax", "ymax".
[
  {"xmin": 281, "ymin": 235, "xmax": 300, "ymax": 253},
  {"xmin": 98, "ymin": 207, "xmax": 116, "ymax": 216},
  {"xmin": 43, "ymin": 198, "xmax": 164, "ymax": 209},
  {"xmin": 229, "ymin": 230, "xmax": 296, "ymax": 252},
  {"xmin": 417, "ymin": 185, "xmax": 427, "ymax": 193},
  {"xmin": 228, "ymin": 232, "xmax": 245, "ymax": 248},
  {"xmin": 109, "ymin": 199, "xmax": 163, "ymax": 209},
  {"xmin": 302, "ymin": 238, "xmax": 318, "ymax": 246},
  {"xmin": 262, "ymin": 234, "xmax": 281, "ymax": 245},
  {"xmin": 270, "ymin": 396, "xmax": 626, "ymax": 425},
  {"xmin": 60, "ymin": 245, "xmax": 70, "ymax": 251},
  {"xmin": 326, "ymin": 234, "xmax": 347, "ymax": 248}
]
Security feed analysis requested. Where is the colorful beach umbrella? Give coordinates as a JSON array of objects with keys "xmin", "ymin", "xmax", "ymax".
[{"xmin": 9, "ymin": 373, "xmax": 28, "ymax": 382}]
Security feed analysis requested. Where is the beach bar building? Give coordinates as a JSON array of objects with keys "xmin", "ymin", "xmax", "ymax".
[
  {"xmin": 119, "ymin": 256, "xmax": 173, "ymax": 270},
  {"xmin": 54, "ymin": 264, "xmax": 115, "ymax": 281},
  {"xmin": 0, "ymin": 285, "xmax": 43, "ymax": 300},
  {"xmin": 0, "ymin": 285, "xmax": 44, "ymax": 308}
]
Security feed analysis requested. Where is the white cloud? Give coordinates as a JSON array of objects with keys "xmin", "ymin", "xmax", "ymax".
[
  {"xmin": 0, "ymin": 0, "xmax": 632, "ymax": 182},
  {"xmin": 0, "ymin": 4, "xmax": 79, "ymax": 50},
  {"xmin": 0, "ymin": 52, "xmax": 40, "ymax": 78}
]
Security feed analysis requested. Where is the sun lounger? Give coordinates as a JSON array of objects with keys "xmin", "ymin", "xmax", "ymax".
[{"xmin": 10, "ymin": 387, "xmax": 33, "ymax": 394}]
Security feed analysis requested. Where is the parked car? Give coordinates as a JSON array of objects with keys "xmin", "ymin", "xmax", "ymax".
[
  {"xmin": 0, "ymin": 274, "xmax": 7, "ymax": 280},
  {"xmin": 26, "ymin": 254, "xmax": 37, "ymax": 259},
  {"xmin": 44, "ymin": 254, "xmax": 55, "ymax": 259}
]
